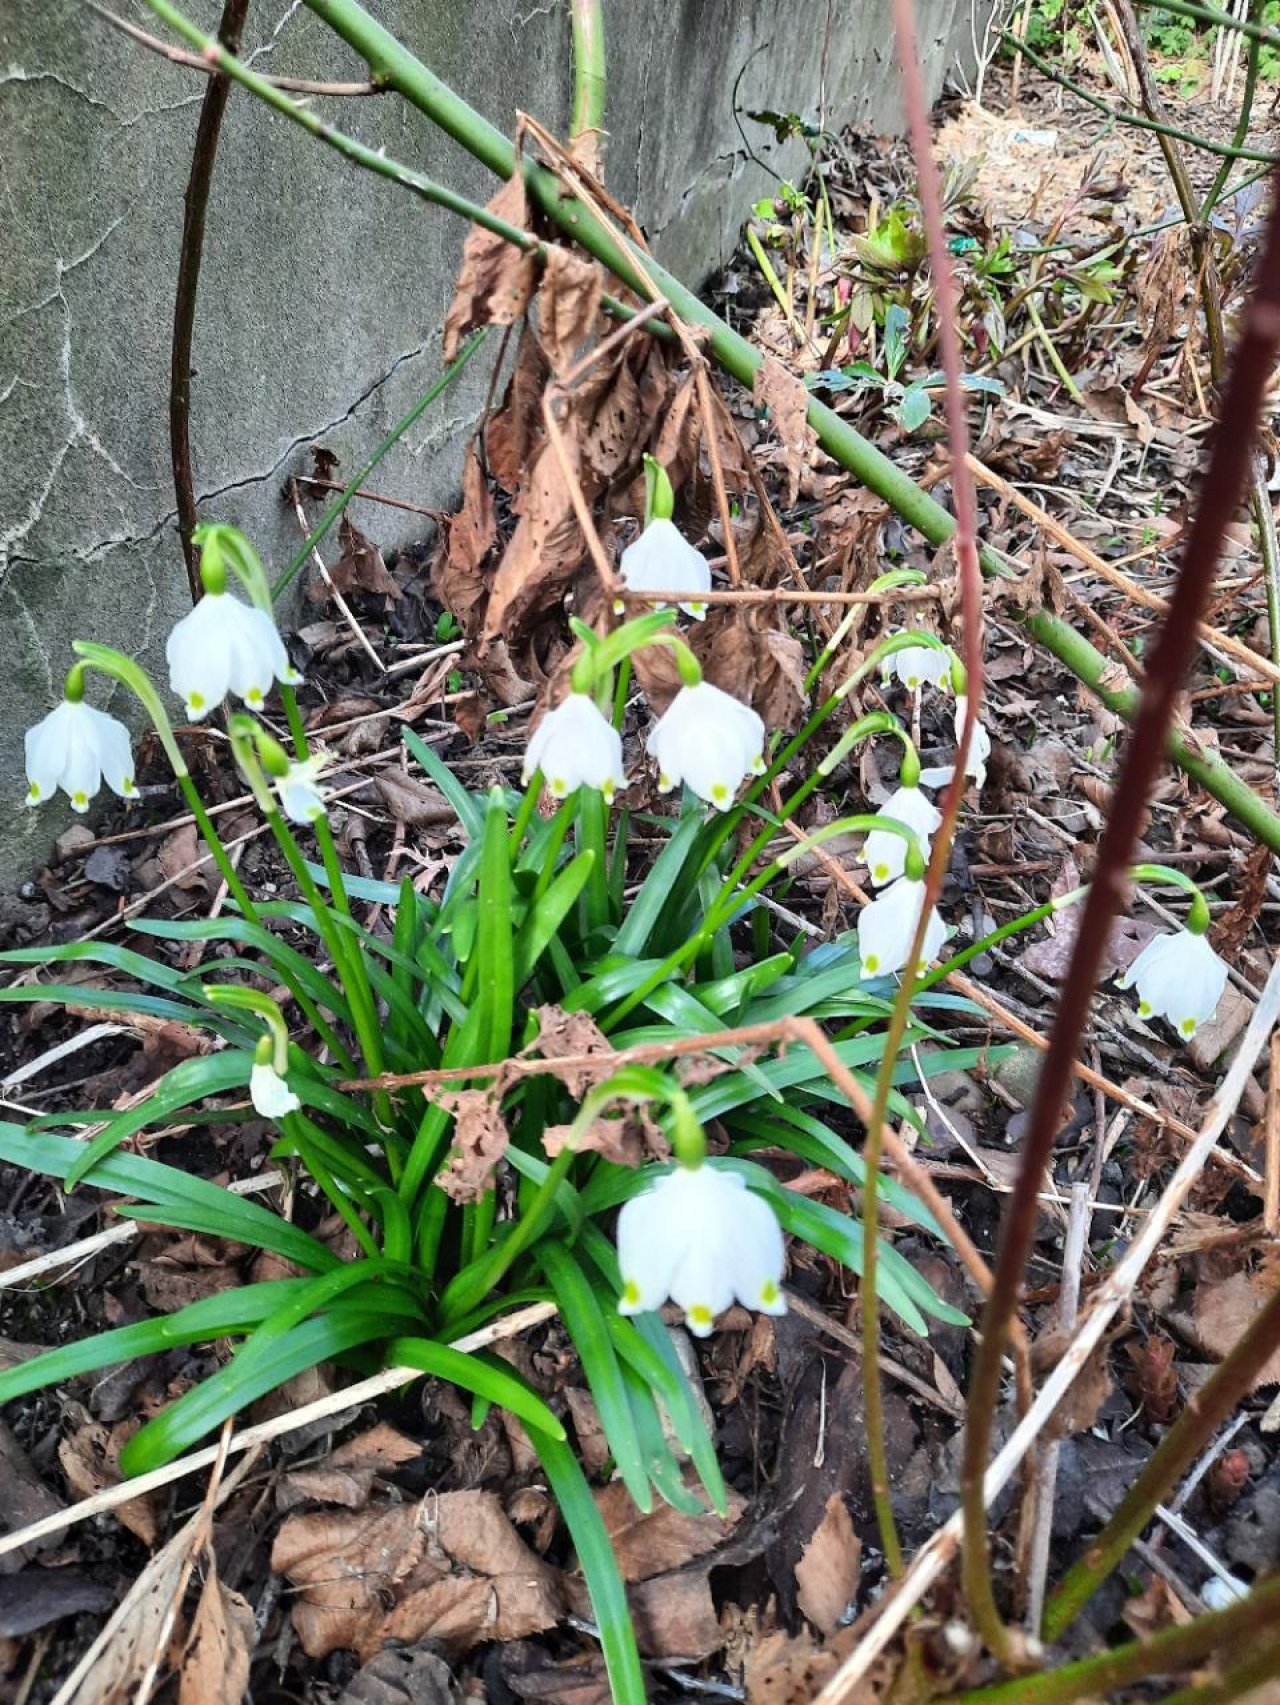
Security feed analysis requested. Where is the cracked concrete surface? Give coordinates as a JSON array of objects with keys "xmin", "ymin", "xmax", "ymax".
[{"xmin": 1, "ymin": 0, "xmax": 979, "ymax": 884}]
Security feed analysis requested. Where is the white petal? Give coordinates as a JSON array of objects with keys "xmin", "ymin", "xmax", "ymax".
[
  {"xmin": 858, "ymin": 878, "xmax": 944, "ymax": 980},
  {"xmin": 25, "ymin": 701, "xmax": 75, "ymax": 807},
  {"xmin": 955, "ymin": 697, "xmax": 992, "ymax": 788},
  {"xmin": 646, "ymin": 683, "xmax": 764, "ymax": 809},
  {"xmin": 617, "ymin": 1174, "xmax": 684, "ymax": 1313},
  {"xmin": 167, "ymin": 596, "xmax": 232, "ymax": 718},
  {"xmin": 861, "ymin": 786, "xmax": 942, "ymax": 886},
  {"xmin": 276, "ymin": 757, "xmax": 327, "ymax": 824},
  {"xmin": 620, "ymin": 520, "xmax": 712, "ymax": 618},
  {"xmin": 82, "ymin": 705, "xmax": 137, "ymax": 800},
  {"xmin": 250, "ymin": 1061, "xmax": 300, "ymax": 1119},
  {"xmin": 1122, "ymin": 929, "xmax": 1226, "ymax": 1039},
  {"xmin": 883, "ymin": 644, "xmax": 951, "ymax": 692},
  {"xmin": 524, "ymin": 694, "xmax": 626, "ymax": 800}
]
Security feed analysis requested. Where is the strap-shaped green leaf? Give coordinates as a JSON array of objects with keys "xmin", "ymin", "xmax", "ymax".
[{"xmin": 386, "ymin": 1336, "xmax": 566, "ymax": 1440}]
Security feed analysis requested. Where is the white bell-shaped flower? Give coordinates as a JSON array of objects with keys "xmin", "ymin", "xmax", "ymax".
[
  {"xmin": 858, "ymin": 876, "xmax": 946, "ymax": 979},
  {"xmin": 956, "ymin": 696, "xmax": 992, "ymax": 789},
  {"xmin": 617, "ymin": 1163, "xmax": 786, "ymax": 1335},
  {"xmin": 862, "ymin": 785, "xmax": 942, "ymax": 887},
  {"xmin": 250, "ymin": 1058, "xmax": 300, "ymax": 1119},
  {"xmin": 522, "ymin": 693, "xmax": 626, "ymax": 803},
  {"xmin": 1116, "ymin": 928, "xmax": 1227, "ymax": 1040},
  {"xmin": 619, "ymin": 519, "xmax": 711, "ymax": 618},
  {"xmin": 881, "ymin": 644, "xmax": 952, "ymax": 694},
  {"xmin": 25, "ymin": 699, "xmax": 138, "ymax": 813},
  {"xmin": 275, "ymin": 755, "xmax": 328, "ymax": 824},
  {"xmin": 646, "ymin": 682, "xmax": 765, "ymax": 810},
  {"xmin": 167, "ymin": 590, "xmax": 300, "ymax": 720}
]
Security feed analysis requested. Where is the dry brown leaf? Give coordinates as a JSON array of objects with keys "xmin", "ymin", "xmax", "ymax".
[
  {"xmin": 281, "ymin": 1423, "xmax": 420, "ymax": 1510},
  {"xmin": 372, "ymin": 773, "xmax": 457, "ymax": 829},
  {"xmin": 58, "ymin": 1420, "xmax": 160, "ymax": 1547},
  {"xmin": 592, "ymin": 1479, "xmax": 744, "ymax": 1583},
  {"xmin": 59, "ymin": 1537, "xmax": 191, "ymax": 1705},
  {"xmin": 157, "ymin": 823, "xmax": 212, "ymax": 895},
  {"xmin": 486, "ymin": 328, "xmax": 550, "ymax": 495},
  {"xmin": 543, "ymin": 1103, "xmax": 667, "ymax": 1169},
  {"xmin": 328, "ymin": 516, "xmax": 401, "ymax": 603},
  {"xmin": 630, "ymin": 1570, "xmax": 725, "ymax": 1660},
  {"xmin": 743, "ymin": 1627, "xmax": 841, "ymax": 1705},
  {"xmin": 1188, "ymin": 1268, "xmax": 1280, "ymax": 1387},
  {"xmin": 694, "ymin": 607, "xmax": 807, "ymax": 730},
  {"xmin": 178, "ymin": 1561, "xmax": 255, "ymax": 1705},
  {"xmin": 482, "ymin": 438, "xmax": 584, "ymax": 655},
  {"xmin": 434, "ymin": 1091, "xmax": 511, "ymax": 1204},
  {"xmin": 273, "ymin": 1492, "xmax": 563, "ymax": 1660},
  {"xmin": 753, "ymin": 356, "xmax": 815, "ymax": 510},
  {"xmin": 528, "ymin": 1005, "xmax": 613, "ymax": 1095},
  {"xmin": 537, "ymin": 247, "xmax": 603, "ymax": 378},
  {"xmin": 337, "ymin": 1648, "xmax": 460, "ymax": 1705},
  {"xmin": 794, "ymin": 1493, "xmax": 861, "ymax": 1635},
  {"xmin": 1033, "ymin": 1327, "xmax": 1115, "ymax": 1441},
  {"xmin": 443, "ymin": 175, "xmax": 538, "ymax": 361},
  {"xmin": 1210, "ymin": 840, "xmax": 1272, "ymax": 959}
]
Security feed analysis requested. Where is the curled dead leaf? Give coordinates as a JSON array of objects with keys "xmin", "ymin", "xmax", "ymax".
[
  {"xmin": 794, "ymin": 1493, "xmax": 861, "ymax": 1634},
  {"xmin": 693, "ymin": 607, "xmax": 807, "ymax": 730},
  {"xmin": 434, "ymin": 1090, "xmax": 511, "ymax": 1204},
  {"xmin": 527, "ymin": 1005, "xmax": 614, "ymax": 1096},
  {"xmin": 443, "ymin": 175, "xmax": 538, "ymax": 361},
  {"xmin": 753, "ymin": 356, "xmax": 816, "ymax": 510},
  {"xmin": 537, "ymin": 248, "xmax": 603, "ymax": 378},
  {"xmin": 178, "ymin": 1561, "xmax": 255, "ymax": 1705}
]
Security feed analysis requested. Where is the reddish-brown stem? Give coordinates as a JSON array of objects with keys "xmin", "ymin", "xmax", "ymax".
[
  {"xmin": 171, "ymin": 0, "xmax": 251, "ymax": 599},
  {"xmin": 853, "ymin": 0, "xmax": 989, "ymax": 1581},
  {"xmin": 960, "ymin": 174, "xmax": 1280, "ymax": 1659}
]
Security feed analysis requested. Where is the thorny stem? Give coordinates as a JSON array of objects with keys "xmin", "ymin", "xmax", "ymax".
[
  {"xmin": 1043, "ymin": 1281, "xmax": 1280, "ymax": 1638},
  {"xmin": 171, "ymin": 0, "xmax": 250, "ymax": 598},
  {"xmin": 960, "ymin": 181, "xmax": 1280, "ymax": 1659},
  {"xmin": 853, "ymin": 0, "xmax": 988, "ymax": 1588},
  {"xmin": 950, "ymin": 1573, "xmax": 1280, "ymax": 1705}
]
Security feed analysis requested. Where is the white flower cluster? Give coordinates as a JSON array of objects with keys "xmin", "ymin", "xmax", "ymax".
[{"xmin": 523, "ymin": 680, "xmax": 765, "ymax": 813}]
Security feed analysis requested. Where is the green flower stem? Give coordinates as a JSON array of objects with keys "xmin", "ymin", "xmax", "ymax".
[
  {"xmin": 508, "ymin": 774, "xmax": 542, "ymax": 856},
  {"xmin": 611, "ymin": 656, "xmax": 632, "ymax": 729},
  {"xmin": 174, "ymin": 772, "xmax": 260, "ymax": 922},
  {"xmin": 576, "ymin": 787, "xmax": 610, "ymax": 936},
  {"xmin": 953, "ymin": 1574, "xmax": 1280, "ymax": 1705},
  {"xmin": 295, "ymin": 0, "xmax": 1280, "ymax": 853},
  {"xmin": 916, "ymin": 888, "xmax": 1088, "ymax": 993},
  {"xmin": 568, "ymin": 0, "xmax": 606, "ymax": 154},
  {"xmin": 1131, "ymin": 861, "xmax": 1213, "ymax": 934},
  {"xmin": 282, "ymin": 1111, "xmax": 381, "ymax": 1259}
]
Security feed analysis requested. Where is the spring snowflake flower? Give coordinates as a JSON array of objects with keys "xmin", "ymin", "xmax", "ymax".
[
  {"xmin": 1117, "ymin": 928, "xmax": 1228, "ymax": 1040},
  {"xmin": 619, "ymin": 518, "xmax": 712, "ymax": 618},
  {"xmin": 250, "ymin": 1057, "xmax": 300, "ymax": 1119},
  {"xmin": 647, "ymin": 681, "xmax": 765, "ymax": 810},
  {"xmin": 275, "ymin": 755, "xmax": 328, "ymax": 824},
  {"xmin": 955, "ymin": 696, "xmax": 992, "ymax": 789},
  {"xmin": 167, "ymin": 590, "xmax": 300, "ymax": 720},
  {"xmin": 522, "ymin": 693, "xmax": 626, "ymax": 803},
  {"xmin": 617, "ymin": 1164, "xmax": 786, "ymax": 1335},
  {"xmin": 25, "ymin": 699, "xmax": 138, "ymax": 812},
  {"xmin": 858, "ymin": 876, "xmax": 946, "ymax": 979},
  {"xmin": 881, "ymin": 644, "xmax": 952, "ymax": 694},
  {"xmin": 862, "ymin": 786, "xmax": 942, "ymax": 886}
]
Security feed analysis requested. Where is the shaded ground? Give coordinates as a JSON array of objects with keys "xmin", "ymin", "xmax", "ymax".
[{"xmin": 3, "ymin": 42, "xmax": 1280, "ymax": 1705}]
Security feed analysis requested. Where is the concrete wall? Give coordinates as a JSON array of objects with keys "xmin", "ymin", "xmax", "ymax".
[{"xmin": 1, "ymin": 0, "xmax": 979, "ymax": 882}]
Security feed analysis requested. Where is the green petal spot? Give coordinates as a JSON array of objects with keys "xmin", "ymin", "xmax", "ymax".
[
  {"xmin": 1180, "ymin": 1017, "xmax": 1197, "ymax": 1037},
  {"xmin": 873, "ymin": 862, "xmax": 889, "ymax": 882},
  {"xmin": 622, "ymin": 1280, "xmax": 641, "ymax": 1308},
  {"xmin": 905, "ymin": 674, "xmax": 920, "ymax": 689},
  {"xmin": 760, "ymin": 1279, "xmax": 780, "ymax": 1307},
  {"xmin": 865, "ymin": 954, "xmax": 880, "ymax": 974},
  {"xmin": 26, "ymin": 784, "xmax": 40, "ymax": 803},
  {"xmin": 658, "ymin": 771, "xmax": 673, "ymax": 790},
  {"xmin": 123, "ymin": 778, "xmax": 137, "ymax": 796},
  {"xmin": 688, "ymin": 1303, "xmax": 715, "ymax": 1329},
  {"xmin": 189, "ymin": 691, "xmax": 205, "ymax": 712},
  {"xmin": 1138, "ymin": 1001, "xmax": 1153, "ymax": 1017},
  {"xmin": 710, "ymin": 782, "xmax": 730, "ymax": 804},
  {"xmin": 246, "ymin": 688, "xmax": 264, "ymax": 706},
  {"xmin": 601, "ymin": 781, "xmax": 615, "ymax": 805},
  {"xmin": 550, "ymin": 775, "xmax": 569, "ymax": 797},
  {"xmin": 72, "ymin": 791, "xmax": 88, "ymax": 807}
]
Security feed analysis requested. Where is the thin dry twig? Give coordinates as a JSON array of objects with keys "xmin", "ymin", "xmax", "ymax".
[{"xmin": 813, "ymin": 956, "xmax": 1280, "ymax": 1703}]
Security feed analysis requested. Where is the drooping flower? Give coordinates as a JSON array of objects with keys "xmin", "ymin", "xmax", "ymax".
[
  {"xmin": 619, "ymin": 519, "xmax": 712, "ymax": 618},
  {"xmin": 617, "ymin": 1164, "xmax": 786, "ymax": 1335},
  {"xmin": 275, "ymin": 754, "xmax": 328, "ymax": 824},
  {"xmin": 1117, "ymin": 928, "xmax": 1227, "ymax": 1040},
  {"xmin": 647, "ymin": 682, "xmax": 765, "ymax": 810},
  {"xmin": 857, "ymin": 876, "xmax": 946, "ymax": 979},
  {"xmin": 862, "ymin": 785, "xmax": 942, "ymax": 886},
  {"xmin": 522, "ymin": 693, "xmax": 626, "ymax": 803},
  {"xmin": 881, "ymin": 644, "xmax": 952, "ymax": 694},
  {"xmin": 250, "ymin": 1057, "xmax": 300, "ymax": 1119},
  {"xmin": 167, "ymin": 590, "xmax": 301, "ymax": 720},
  {"xmin": 24, "ymin": 699, "xmax": 138, "ymax": 812},
  {"xmin": 955, "ymin": 696, "xmax": 992, "ymax": 789}
]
